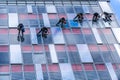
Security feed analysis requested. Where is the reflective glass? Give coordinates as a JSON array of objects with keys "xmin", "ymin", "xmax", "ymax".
[
  {"xmin": 74, "ymin": 6, "xmax": 84, "ymax": 13},
  {"xmin": 23, "ymin": 53, "xmax": 33, "ymax": 64},
  {"xmin": 8, "ymin": 5, "xmax": 17, "ymax": 13},
  {"xmin": 0, "ymin": 52, "xmax": 9, "ymax": 64},
  {"xmin": 51, "ymin": 27, "xmax": 65, "ymax": 44},
  {"xmin": 18, "ymin": 5, "xmax": 27, "ymax": 13},
  {"xmin": 37, "ymin": 6, "xmax": 46, "ymax": 13},
  {"xmin": 65, "ymin": 6, "xmax": 74, "ymax": 13},
  {"xmin": 56, "ymin": 6, "xmax": 65, "ymax": 13}
]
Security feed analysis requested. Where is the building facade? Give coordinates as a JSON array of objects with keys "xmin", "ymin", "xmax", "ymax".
[{"xmin": 0, "ymin": 0, "xmax": 120, "ymax": 80}]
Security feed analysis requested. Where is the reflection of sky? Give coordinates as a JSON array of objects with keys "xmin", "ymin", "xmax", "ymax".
[{"xmin": 110, "ymin": 0, "xmax": 120, "ymax": 24}]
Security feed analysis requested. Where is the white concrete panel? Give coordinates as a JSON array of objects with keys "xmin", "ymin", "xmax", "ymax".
[
  {"xmin": 42, "ymin": 13, "xmax": 50, "ymax": 27},
  {"xmin": 59, "ymin": 63, "xmax": 75, "ymax": 80},
  {"xmin": 99, "ymin": 2, "xmax": 113, "ymax": 13},
  {"xmin": 51, "ymin": 27, "xmax": 65, "ymax": 44},
  {"xmin": 35, "ymin": 64, "xmax": 44, "ymax": 80},
  {"xmin": 49, "ymin": 44, "xmax": 58, "ymax": 63},
  {"xmin": 46, "ymin": 5, "xmax": 57, "ymax": 13},
  {"xmin": 106, "ymin": 63, "xmax": 118, "ymax": 80},
  {"xmin": 112, "ymin": 28, "xmax": 120, "ymax": 43},
  {"xmin": 92, "ymin": 28, "xmax": 102, "ymax": 44},
  {"xmin": 114, "ymin": 44, "xmax": 120, "ymax": 57},
  {"xmin": 27, "ymin": 5, "xmax": 33, "ymax": 13},
  {"xmin": 8, "ymin": 13, "xmax": 18, "ymax": 27},
  {"xmin": 10, "ymin": 45, "xmax": 22, "ymax": 64},
  {"xmin": 77, "ymin": 44, "xmax": 93, "ymax": 63}
]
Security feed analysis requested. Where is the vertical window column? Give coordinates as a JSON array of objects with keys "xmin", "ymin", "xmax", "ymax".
[{"xmin": 30, "ymin": 28, "xmax": 38, "ymax": 44}]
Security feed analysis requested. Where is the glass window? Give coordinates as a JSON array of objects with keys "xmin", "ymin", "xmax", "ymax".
[
  {"xmin": 77, "ymin": 44, "xmax": 93, "ymax": 63},
  {"xmin": 8, "ymin": 5, "xmax": 17, "ymax": 13},
  {"xmin": 33, "ymin": 53, "xmax": 46, "ymax": 64},
  {"xmin": 0, "ymin": 65, "xmax": 9, "ymax": 72},
  {"xmin": 84, "ymin": 64, "xmax": 94, "ymax": 70},
  {"xmin": 65, "ymin": 6, "xmax": 74, "ymax": 13},
  {"xmin": 48, "ymin": 64, "xmax": 60, "ymax": 72},
  {"xmin": 21, "ymin": 35, "xmax": 31, "ymax": 45},
  {"xmin": 92, "ymin": 28, "xmax": 103, "ymax": 44},
  {"xmin": 11, "ymin": 65, "xmax": 22, "ymax": 72},
  {"xmin": 99, "ymin": 2, "xmax": 113, "ymax": 13},
  {"xmin": 46, "ymin": 5, "xmax": 57, "ymax": 13},
  {"xmin": 98, "ymin": 71, "xmax": 111, "ymax": 80},
  {"xmin": 27, "ymin": 5, "xmax": 33, "ymax": 13},
  {"xmin": 32, "ymin": 5, "xmax": 37, "ymax": 14},
  {"xmin": 72, "ymin": 29, "xmax": 85, "ymax": 44},
  {"xmin": 74, "ymin": 6, "xmax": 84, "ymax": 13},
  {"xmin": 56, "ymin": 6, "xmax": 65, "ymax": 13},
  {"xmin": 0, "ymin": 45, "xmax": 8, "ymax": 52},
  {"xmin": 37, "ymin": 6, "xmax": 46, "ymax": 13},
  {"xmin": 12, "ymin": 72, "xmax": 23, "ymax": 80},
  {"xmin": 49, "ymin": 72, "xmax": 62, "ymax": 80},
  {"xmin": 51, "ymin": 27, "xmax": 65, "ymax": 44},
  {"xmin": 86, "ymin": 71, "xmax": 99, "ymax": 80},
  {"xmin": 73, "ymin": 71, "xmax": 86, "ymax": 80},
  {"xmin": 106, "ymin": 63, "xmax": 118, "ymax": 80},
  {"xmin": 23, "ymin": 53, "xmax": 33, "ymax": 64},
  {"xmin": 0, "ymin": 74, "xmax": 10, "ymax": 80},
  {"xmin": 112, "ymin": 28, "xmax": 120, "ymax": 43},
  {"xmin": 59, "ymin": 63, "xmax": 75, "ymax": 80},
  {"xmin": 82, "ymin": 28, "xmax": 96, "ymax": 44},
  {"xmin": 68, "ymin": 51, "xmax": 81, "ymax": 64},
  {"xmin": 95, "ymin": 64, "xmax": 106, "ymax": 70},
  {"xmin": 0, "ymin": 52, "xmax": 9, "ymax": 64},
  {"xmin": 99, "ymin": 45, "xmax": 114, "ymax": 62},
  {"xmin": 24, "ymin": 72, "xmax": 36, "ymax": 80},
  {"xmin": 82, "ymin": 5, "xmax": 90, "ymax": 13},
  {"xmin": 57, "ymin": 52, "xmax": 68, "ymax": 63},
  {"xmin": 18, "ymin": 5, "xmax": 27, "ymax": 13},
  {"xmin": 0, "ymin": 6, "xmax": 7, "ymax": 13},
  {"xmin": 55, "ymin": 45, "xmax": 65, "ymax": 51}
]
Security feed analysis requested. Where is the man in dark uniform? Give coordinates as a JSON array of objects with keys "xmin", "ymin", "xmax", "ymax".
[
  {"xmin": 37, "ymin": 27, "xmax": 48, "ymax": 38},
  {"xmin": 73, "ymin": 13, "xmax": 84, "ymax": 25},
  {"xmin": 103, "ymin": 12, "xmax": 112, "ymax": 22},
  {"xmin": 92, "ymin": 12, "xmax": 100, "ymax": 23},
  {"xmin": 17, "ymin": 23, "xmax": 25, "ymax": 41},
  {"xmin": 56, "ymin": 17, "xmax": 66, "ymax": 28}
]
